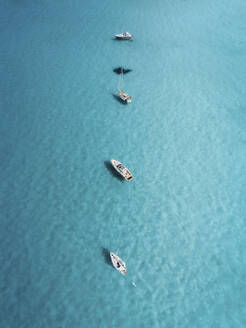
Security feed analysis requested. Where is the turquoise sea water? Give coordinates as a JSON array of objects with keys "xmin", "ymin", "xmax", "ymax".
[{"xmin": 1, "ymin": 0, "xmax": 246, "ymax": 327}]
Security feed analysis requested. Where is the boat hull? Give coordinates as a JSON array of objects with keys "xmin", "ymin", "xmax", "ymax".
[
  {"xmin": 115, "ymin": 36, "xmax": 132, "ymax": 40},
  {"xmin": 111, "ymin": 159, "xmax": 133, "ymax": 181},
  {"xmin": 115, "ymin": 33, "xmax": 133, "ymax": 40},
  {"xmin": 118, "ymin": 90, "xmax": 132, "ymax": 103},
  {"xmin": 110, "ymin": 252, "xmax": 126, "ymax": 275},
  {"xmin": 115, "ymin": 32, "xmax": 133, "ymax": 40}
]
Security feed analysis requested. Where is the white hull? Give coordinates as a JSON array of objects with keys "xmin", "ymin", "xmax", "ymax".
[
  {"xmin": 110, "ymin": 252, "xmax": 126, "ymax": 275},
  {"xmin": 115, "ymin": 32, "xmax": 133, "ymax": 40},
  {"xmin": 111, "ymin": 159, "xmax": 133, "ymax": 181},
  {"xmin": 118, "ymin": 90, "xmax": 132, "ymax": 103}
]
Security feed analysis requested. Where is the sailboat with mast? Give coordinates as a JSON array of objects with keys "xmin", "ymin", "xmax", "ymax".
[
  {"xmin": 110, "ymin": 251, "xmax": 127, "ymax": 275},
  {"xmin": 117, "ymin": 68, "xmax": 132, "ymax": 103}
]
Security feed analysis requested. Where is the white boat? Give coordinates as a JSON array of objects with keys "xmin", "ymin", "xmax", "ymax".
[
  {"xmin": 111, "ymin": 159, "xmax": 133, "ymax": 181},
  {"xmin": 115, "ymin": 32, "xmax": 133, "ymax": 40},
  {"xmin": 110, "ymin": 252, "xmax": 127, "ymax": 275},
  {"xmin": 117, "ymin": 68, "xmax": 132, "ymax": 103},
  {"xmin": 118, "ymin": 90, "xmax": 132, "ymax": 103}
]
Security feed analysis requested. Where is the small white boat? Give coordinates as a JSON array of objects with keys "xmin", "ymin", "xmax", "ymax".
[
  {"xmin": 115, "ymin": 32, "xmax": 133, "ymax": 40},
  {"xmin": 118, "ymin": 90, "xmax": 132, "ymax": 103},
  {"xmin": 111, "ymin": 159, "xmax": 133, "ymax": 181},
  {"xmin": 110, "ymin": 252, "xmax": 127, "ymax": 275}
]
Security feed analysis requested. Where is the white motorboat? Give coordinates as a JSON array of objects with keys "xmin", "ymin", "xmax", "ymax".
[
  {"xmin": 115, "ymin": 32, "xmax": 133, "ymax": 40},
  {"xmin": 110, "ymin": 252, "xmax": 127, "ymax": 275},
  {"xmin": 118, "ymin": 90, "xmax": 132, "ymax": 103},
  {"xmin": 111, "ymin": 159, "xmax": 133, "ymax": 181}
]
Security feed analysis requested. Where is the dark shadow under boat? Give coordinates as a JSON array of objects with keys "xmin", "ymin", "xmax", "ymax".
[
  {"xmin": 101, "ymin": 247, "xmax": 112, "ymax": 267},
  {"xmin": 104, "ymin": 160, "xmax": 124, "ymax": 181},
  {"xmin": 113, "ymin": 37, "xmax": 133, "ymax": 41},
  {"xmin": 112, "ymin": 94, "xmax": 128, "ymax": 105},
  {"xmin": 113, "ymin": 67, "xmax": 132, "ymax": 75}
]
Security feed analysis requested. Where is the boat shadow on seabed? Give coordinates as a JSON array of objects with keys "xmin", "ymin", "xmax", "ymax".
[
  {"xmin": 112, "ymin": 37, "xmax": 133, "ymax": 42},
  {"xmin": 104, "ymin": 161, "xmax": 124, "ymax": 181},
  {"xmin": 113, "ymin": 67, "xmax": 132, "ymax": 75},
  {"xmin": 101, "ymin": 248, "xmax": 112, "ymax": 266},
  {"xmin": 112, "ymin": 94, "xmax": 128, "ymax": 105}
]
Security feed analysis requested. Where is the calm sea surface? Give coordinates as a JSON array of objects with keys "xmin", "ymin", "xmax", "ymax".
[{"xmin": 0, "ymin": 0, "xmax": 246, "ymax": 327}]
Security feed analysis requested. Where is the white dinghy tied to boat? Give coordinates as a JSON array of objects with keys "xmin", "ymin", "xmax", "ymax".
[
  {"xmin": 111, "ymin": 159, "xmax": 133, "ymax": 181},
  {"xmin": 115, "ymin": 32, "xmax": 133, "ymax": 40},
  {"xmin": 110, "ymin": 252, "xmax": 127, "ymax": 275}
]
